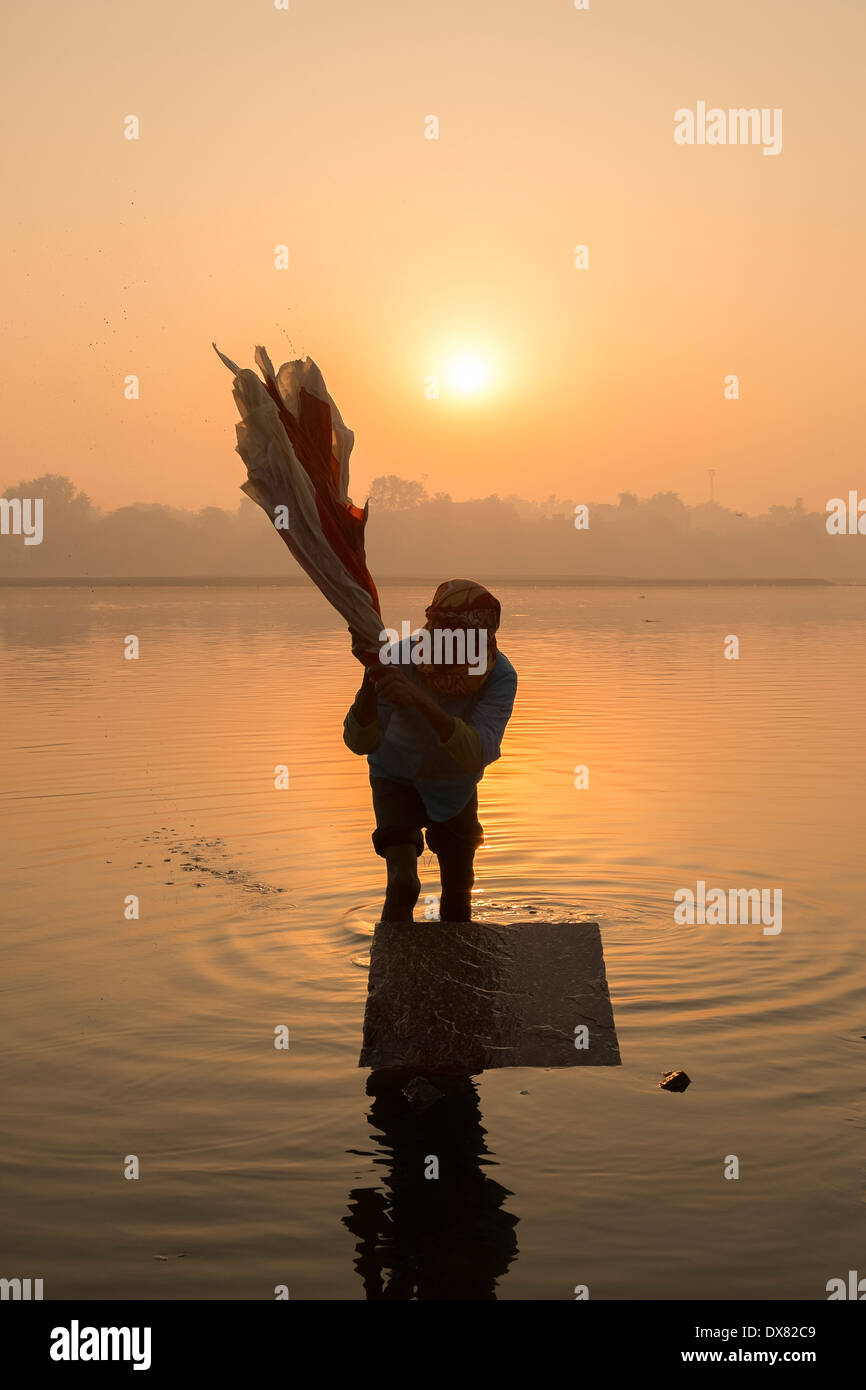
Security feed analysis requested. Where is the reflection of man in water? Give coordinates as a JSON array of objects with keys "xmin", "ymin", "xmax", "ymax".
[
  {"xmin": 343, "ymin": 1072, "xmax": 519, "ymax": 1299},
  {"xmin": 343, "ymin": 580, "xmax": 517, "ymax": 923}
]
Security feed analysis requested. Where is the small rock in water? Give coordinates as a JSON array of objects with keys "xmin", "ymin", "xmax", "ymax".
[{"xmin": 659, "ymin": 1069, "xmax": 691, "ymax": 1092}]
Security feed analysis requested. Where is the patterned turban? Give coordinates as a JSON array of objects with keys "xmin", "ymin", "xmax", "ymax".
[{"xmin": 417, "ymin": 578, "xmax": 501, "ymax": 695}]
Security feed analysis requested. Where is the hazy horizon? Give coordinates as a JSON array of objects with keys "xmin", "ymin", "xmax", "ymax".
[{"xmin": 2, "ymin": 471, "xmax": 864, "ymax": 582}]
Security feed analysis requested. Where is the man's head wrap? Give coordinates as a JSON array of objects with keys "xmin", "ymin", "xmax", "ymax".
[{"xmin": 417, "ymin": 578, "xmax": 500, "ymax": 695}]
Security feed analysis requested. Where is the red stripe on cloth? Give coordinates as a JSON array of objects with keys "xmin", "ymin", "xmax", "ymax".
[{"xmin": 262, "ymin": 378, "xmax": 381, "ymax": 616}]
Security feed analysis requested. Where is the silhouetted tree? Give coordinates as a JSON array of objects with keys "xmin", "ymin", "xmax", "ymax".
[{"xmin": 368, "ymin": 475, "xmax": 428, "ymax": 510}]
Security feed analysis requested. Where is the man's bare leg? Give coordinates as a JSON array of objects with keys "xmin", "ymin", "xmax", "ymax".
[
  {"xmin": 381, "ymin": 844, "xmax": 421, "ymax": 922},
  {"xmin": 437, "ymin": 843, "xmax": 476, "ymax": 922}
]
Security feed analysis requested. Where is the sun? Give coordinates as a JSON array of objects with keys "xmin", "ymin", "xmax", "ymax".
[{"xmin": 446, "ymin": 354, "xmax": 492, "ymax": 395}]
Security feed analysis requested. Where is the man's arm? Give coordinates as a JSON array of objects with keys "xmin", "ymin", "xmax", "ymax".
[
  {"xmin": 374, "ymin": 671, "xmax": 456, "ymax": 741},
  {"xmin": 372, "ymin": 666, "xmax": 517, "ymax": 775},
  {"xmin": 343, "ymin": 668, "xmax": 382, "ymax": 755},
  {"xmin": 458, "ymin": 661, "xmax": 517, "ymax": 772}
]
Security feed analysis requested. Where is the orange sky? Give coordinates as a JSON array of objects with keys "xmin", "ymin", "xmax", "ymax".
[{"xmin": 2, "ymin": 0, "xmax": 864, "ymax": 513}]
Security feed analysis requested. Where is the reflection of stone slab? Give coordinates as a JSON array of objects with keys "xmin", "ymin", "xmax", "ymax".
[{"xmin": 359, "ymin": 920, "xmax": 620, "ymax": 1073}]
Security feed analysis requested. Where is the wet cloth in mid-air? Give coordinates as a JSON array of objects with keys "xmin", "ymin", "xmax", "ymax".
[{"xmin": 214, "ymin": 344, "xmax": 384, "ymax": 663}]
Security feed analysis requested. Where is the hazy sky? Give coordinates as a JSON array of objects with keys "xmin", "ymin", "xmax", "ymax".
[{"xmin": 3, "ymin": 0, "xmax": 864, "ymax": 513}]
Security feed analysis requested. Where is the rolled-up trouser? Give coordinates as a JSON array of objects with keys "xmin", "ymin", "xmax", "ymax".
[{"xmin": 370, "ymin": 775, "xmax": 484, "ymax": 921}]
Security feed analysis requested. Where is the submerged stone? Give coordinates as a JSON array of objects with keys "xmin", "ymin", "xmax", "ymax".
[{"xmin": 359, "ymin": 919, "xmax": 620, "ymax": 1073}]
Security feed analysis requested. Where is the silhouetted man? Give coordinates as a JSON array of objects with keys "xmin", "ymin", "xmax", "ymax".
[{"xmin": 344, "ymin": 580, "xmax": 517, "ymax": 922}]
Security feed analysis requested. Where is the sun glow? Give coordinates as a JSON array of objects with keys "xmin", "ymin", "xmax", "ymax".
[{"xmin": 446, "ymin": 354, "xmax": 492, "ymax": 395}]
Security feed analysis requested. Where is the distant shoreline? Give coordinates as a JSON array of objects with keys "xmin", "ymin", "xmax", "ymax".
[{"xmin": 0, "ymin": 576, "xmax": 844, "ymax": 588}]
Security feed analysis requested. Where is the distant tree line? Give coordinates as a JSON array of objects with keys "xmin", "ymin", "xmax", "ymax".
[{"xmin": 0, "ymin": 472, "xmax": 862, "ymax": 581}]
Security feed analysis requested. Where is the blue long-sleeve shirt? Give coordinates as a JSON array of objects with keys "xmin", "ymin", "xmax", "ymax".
[{"xmin": 343, "ymin": 637, "xmax": 517, "ymax": 820}]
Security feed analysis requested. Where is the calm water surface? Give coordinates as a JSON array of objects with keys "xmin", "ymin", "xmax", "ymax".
[{"xmin": 1, "ymin": 582, "xmax": 864, "ymax": 1299}]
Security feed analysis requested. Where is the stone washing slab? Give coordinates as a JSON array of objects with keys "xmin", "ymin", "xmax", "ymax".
[{"xmin": 359, "ymin": 919, "xmax": 620, "ymax": 1073}]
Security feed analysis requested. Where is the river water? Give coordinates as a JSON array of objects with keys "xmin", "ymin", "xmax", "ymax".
[{"xmin": 1, "ymin": 581, "xmax": 863, "ymax": 1299}]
